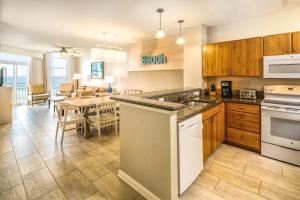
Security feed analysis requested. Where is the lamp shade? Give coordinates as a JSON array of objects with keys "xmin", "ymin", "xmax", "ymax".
[
  {"xmin": 105, "ymin": 76, "xmax": 115, "ymax": 84},
  {"xmin": 73, "ymin": 73, "xmax": 81, "ymax": 80}
]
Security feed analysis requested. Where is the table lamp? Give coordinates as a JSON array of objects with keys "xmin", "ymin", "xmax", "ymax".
[
  {"xmin": 105, "ymin": 76, "xmax": 115, "ymax": 93},
  {"xmin": 73, "ymin": 73, "xmax": 81, "ymax": 91}
]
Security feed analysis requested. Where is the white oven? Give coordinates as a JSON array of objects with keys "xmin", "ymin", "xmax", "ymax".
[
  {"xmin": 264, "ymin": 54, "xmax": 300, "ymax": 78},
  {"xmin": 261, "ymin": 85, "xmax": 300, "ymax": 166}
]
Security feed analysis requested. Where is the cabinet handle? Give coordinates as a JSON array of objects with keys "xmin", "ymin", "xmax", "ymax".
[
  {"xmin": 240, "ymin": 135, "xmax": 243, "ymax": 140},
  {"xmin": 231, "ymin": 72, "xmax": 235, "ymax": 75},
  {"xmin": 226, "ymin": 72, "xmax": 231, "ymax": 75},
  {"xmin": 210, "ymin": 118, "xmax": 213, "ymax": 123},
  {"xmin": 238, "ymin": 114, "xmax": 245, "ymax": 118}
]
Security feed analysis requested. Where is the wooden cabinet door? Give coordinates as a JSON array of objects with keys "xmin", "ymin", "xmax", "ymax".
[
  {"xmin": 231, "ymin": 37, "xmax": 262, "ymax": 76},
  {"xmin": 211, "ymin": 114, "xmax": 220, "ymax": 152},
  {"xmin": 202, "ymin": 118, "xmax": 212, "ymax": 161},
  {"xmin": 246, "ymin": 37, "xmax": 263, "ymax": 76},
  {"xmin": 264, "ymin": 33, "xmax": 292, "ymax": 56},
  {"xmin": 231, "ymin": 39, "xmax": 247, "ymax": 76},
  {"xmin": 203, "ymin": 42, "xmax": 230, "ymax": 77},
  {"xmin": 219, "ymin": 103, "xmax": 225, "ymax": 142},
  {"xmin": 292, "ymin": 31, "xmax": 300, "ymax": 54},
  {"xmin": 215, "ymin": 42, "xmax": 231, "ymax": 76},
  {"xmin": 202, "ymin": 44, "xmax": 216, "ymax": 77}
]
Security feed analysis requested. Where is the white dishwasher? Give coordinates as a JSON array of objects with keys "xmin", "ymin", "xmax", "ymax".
[{"xmin": 178, "ymin": 114, "xmax": 203, "ymax": 194}]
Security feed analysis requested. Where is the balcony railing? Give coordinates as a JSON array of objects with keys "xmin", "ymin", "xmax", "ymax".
[{"xmin": 15, "ymin": 83, "xmax": 27, "ymax": 105}]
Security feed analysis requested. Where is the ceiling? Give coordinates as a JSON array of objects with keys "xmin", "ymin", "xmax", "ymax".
[{"xmin": 1, "ymin": 0, "xmax": 300, "ymax": 53}]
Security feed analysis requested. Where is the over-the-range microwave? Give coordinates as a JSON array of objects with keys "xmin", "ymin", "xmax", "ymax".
[{"xmin": 264, "ymin": 54, "xmax": 300, "ymax": 78}]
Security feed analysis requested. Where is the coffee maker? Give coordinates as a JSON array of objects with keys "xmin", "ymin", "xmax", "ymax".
[{"xmin": 221, "ymin": 81, "xmax": 232, "ymax": 98}]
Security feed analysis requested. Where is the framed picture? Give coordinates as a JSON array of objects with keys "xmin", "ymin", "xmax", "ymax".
[{"xmin": 91, "ymin": 62, "xmax": 104, "ymax": 79}]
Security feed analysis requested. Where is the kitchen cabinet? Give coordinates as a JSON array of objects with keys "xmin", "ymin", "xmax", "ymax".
[
  {"xmin": 203, "ymin": 42, "xmax": 231, "ymax": 77},
  {"xmin": 226, "ymin": 103, "xmax": 260, "ymax": 152},
  {"xmin": 231, "ymin": 37, "xmax": 263, "ymax": 76},
  {"xmin": 292, "ymin": 31, "xmax": 300, "ymax": 54},
  {"xmin": 202, "ymin": 103, "xmax": 224, "ymax": 160},
  {"xmin": 203, "ymin": 37, "xmax": 262, "ymax": 77},
  {"xmin": 263, "ymin": 33, "xmax": 292, "ymax": 56}
]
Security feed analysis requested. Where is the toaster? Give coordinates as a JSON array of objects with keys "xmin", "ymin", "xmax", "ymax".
[{"xmin": 240, "ymin": 89, "xmax": 257, "ymax": 100}]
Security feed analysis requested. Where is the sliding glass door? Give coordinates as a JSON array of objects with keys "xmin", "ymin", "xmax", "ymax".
[{"xmin": 1, "ymin": 63, "xmax": 28, "ymax": 105}]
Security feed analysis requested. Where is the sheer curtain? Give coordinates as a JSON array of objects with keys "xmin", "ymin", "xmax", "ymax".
[{"xmin": 27, "ymin": 58, "xmax": 44, "ymax": 85}]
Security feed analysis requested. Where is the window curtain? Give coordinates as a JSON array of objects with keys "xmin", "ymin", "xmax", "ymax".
[
  {"xmin": 44, "ymin": 53, "xmax": 53, "ymax": 92},
  {"xmin": 66, "ymin": 55, "xmax": 76, "ymax": 83},
  {"xmin": 27, "ymin": 58, "xmax": 44, "ymax": 85}
]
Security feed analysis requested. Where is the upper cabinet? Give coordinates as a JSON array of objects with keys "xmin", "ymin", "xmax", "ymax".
[
  {"xmin": 263, "ymin": 32, "xmax": 300, "ymax": 56},
  {"xmin": 263, "ymin": 33, "xmax": 292, "ymax": 56},
  {"xmin": 203, "ymin": 37, "xmax": 262, "ymax": 77},
  {"xmin": 203, "ymin": 42, "xmax": 231, "ymax": 77},
  {"xmin": 292, "ymin": 31, "xmax": 300, "ymax": 54},
  {"xmin": 231, "ymin": 37, "xmax": 262, "ymax": 76}
]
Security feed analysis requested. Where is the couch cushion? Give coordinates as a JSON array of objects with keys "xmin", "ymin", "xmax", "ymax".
[
  {"xmin": 60, "ymin": 83, "xmax": 73, "ymax": 92},
  {"xmin": 85, "ymin": 86, "xmax": 95, "ymax": 92},
  {"xmin": 30, "ymin": 94, "xmax": 50, "ymax": 100},
  {"xmin": 28, "ymin": 85, "xmax": 45, "ymax": 94}
]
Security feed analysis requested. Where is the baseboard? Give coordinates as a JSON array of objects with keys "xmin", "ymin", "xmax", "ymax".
[{"xmin": 117, "ymin": 170, "xmax": 161, "ymax": 200}]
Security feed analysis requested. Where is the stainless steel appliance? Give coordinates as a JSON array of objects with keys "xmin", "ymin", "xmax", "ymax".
[
  {"xmin": 221, "ymin": 81, "xmax": 232, "ymax": 98},
  {"xmin": 263, "ymin": 54, "xmax": 300, "ymax": 78},
  {"xmin": 240, "ymin": 89, "xmax": 257, "ymax": 100},
  {"xmin": 261, "ymin": 85, "xmax": 300, "ymax": 166}
]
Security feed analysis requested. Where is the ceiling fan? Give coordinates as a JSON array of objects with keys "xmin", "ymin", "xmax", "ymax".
[{"xmin": 48, "ymin": 47, "xmax": 80, "ymax": 57}]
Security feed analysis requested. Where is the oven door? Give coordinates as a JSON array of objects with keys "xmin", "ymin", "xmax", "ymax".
[{"xmin": 261, "ymin": 106, "xmax": 300, "ymax": 150}]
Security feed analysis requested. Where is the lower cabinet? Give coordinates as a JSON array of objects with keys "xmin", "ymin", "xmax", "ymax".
[
  {"xmin": 202, "ymin": 103, "xmax": 224, "ymax": 161},
  {"xmin": 226, "ymin": 103, "xmax": 261, "ymax": 152}
]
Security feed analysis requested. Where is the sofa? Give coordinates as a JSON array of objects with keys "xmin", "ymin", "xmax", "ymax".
[
  {"xmin": 56, "ymin": 83, "xmax": 74, "ymax": 97},
  {"xmin": 72, "ymin": 86, "xmax": 107, "ymax": 97},
  {"xmin": 27, "ymin": 84, "xmax": 50, "ymax": 107}
]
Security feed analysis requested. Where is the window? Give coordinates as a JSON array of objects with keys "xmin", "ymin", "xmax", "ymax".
[{"xmin": 51, "ymin": 58, "xmax": 67, "ymax": 91}]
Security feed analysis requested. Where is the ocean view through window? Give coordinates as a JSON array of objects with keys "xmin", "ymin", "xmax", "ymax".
[{"xmin": 51, "ymin": 58, "xmax": 67, "ymax": 92}]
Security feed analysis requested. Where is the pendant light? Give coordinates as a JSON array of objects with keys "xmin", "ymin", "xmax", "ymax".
[
  {"xmin": 176, "ymin": 20, "xmax": 185, "ymax": 45},
  {"xmin": 156, "ymin": 8, "xmax": 166, "ymax": 39}
]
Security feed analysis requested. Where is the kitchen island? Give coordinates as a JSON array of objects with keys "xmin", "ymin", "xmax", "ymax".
[{"xmin": 111, "ymin": 88, "xmax": 262, "ymax": 200}]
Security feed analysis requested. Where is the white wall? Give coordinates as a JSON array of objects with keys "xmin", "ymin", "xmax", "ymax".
[
  {"xmin": 0, "ymin": 44, "xmax": 43, "ymax": 59},
  {"xmin": 208, "ymin": 6, "xmax": 300, "ymax": 43},
  {"xmin": 183, "ymin": 25, "xmax": 207, "ymax": 88},
  {"xmin": 78, "ymin": 54, "xmax": 128, "ymax": 92}
]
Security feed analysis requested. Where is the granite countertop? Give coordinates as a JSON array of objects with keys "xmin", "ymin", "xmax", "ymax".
[
  {"xmin": 177, "ymin": 96, "xmax": 263, "ymax": 122},
  {"xmin": 111, "ymin": 88, "xmax": 263, "ymax": 122}
]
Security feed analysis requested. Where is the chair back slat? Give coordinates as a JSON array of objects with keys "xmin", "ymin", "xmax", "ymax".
[{"xmin": 55, "ymin": 102, "xmax": 69, "ymax": 122}]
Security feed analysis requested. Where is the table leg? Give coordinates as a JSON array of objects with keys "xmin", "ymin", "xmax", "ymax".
[{"xmin": 48, "ymin": 99, "xmax": 51, "ymax": 109}]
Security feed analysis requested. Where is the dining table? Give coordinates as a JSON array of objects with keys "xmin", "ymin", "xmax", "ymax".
[{"xmin": 64, "ymin": 96, "xmax": 116, "ymax": 138}]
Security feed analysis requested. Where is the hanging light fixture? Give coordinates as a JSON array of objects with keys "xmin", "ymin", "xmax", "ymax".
[
  {"xmin": 155, "ymin": 8, "xmax": 166, "ymax": 39},
  {"xmin": 176, "ymin": 20, "xmax": 185, "ymax": 45}
]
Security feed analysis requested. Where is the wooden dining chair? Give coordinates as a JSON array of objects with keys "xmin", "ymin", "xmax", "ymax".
[
  {"xmin": 88, "ymin": 101, "xmax": 119, "ymax": 140},
  {"xmin": 55, "ymin": 102, "xmax": 86, "ymax": 145}
]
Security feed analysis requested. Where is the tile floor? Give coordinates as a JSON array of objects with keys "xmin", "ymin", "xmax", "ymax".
[{"xmin": 0, "ymin": 105, "xmax": 300, "ymax": 200}]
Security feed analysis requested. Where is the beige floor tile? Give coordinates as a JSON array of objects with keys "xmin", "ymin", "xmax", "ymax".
[
  {"xmin": 89, "ymin": 148, "xmax": 118, "ymax": 165},
  {"xmin": 37, "ymin": 188, "xmax": 66, "ymax": 200},
  {"xmin": 214, "ymin": 180, "xmax": 266, "ymax": 200},
  {"xmin": 207, "ymin": 163, "xmax": 260, "ymax": 194},
  {"xmin": 57, "ymin": 170, "xmax": 98, "ymax": 200},
  {"xmin": 234, "ymin": 151, "xmax": 283, "ymax": 175},
  {"xmin": 11, "ymin": 135, "xmax": 32, "ymax": 147},
  {"xmin": 181, "ymin": 183, "xmax": 225, "ymax": 200},
  {"xmin": 74, "ymin": 156, "xmax": 109, "ymax": 181},
  {"xmin": 62, "ymin": 145, "xmax": 87, "ymax": 160},
  {"xmin": 38, "ymin": 145, "xmax": 63, "ymax": 161},
  {"xmin": 17, "ymin": 154, "xmax": 45, "ymax": 175},
  {"xmin": 31, "ymin": 136, "xmax": 54, "ymax": 149},
  {"xmin": 213, "ymin": 144, "xmax": 237, "ymax": 158},
  {"xmin": 45, "ymin": 156, "xmax": 76, "ymax": 178},
  {"xmin": 13, "ymin": 143, "xmax": 37, "ymax": 159},
  {"xmin": 245, "ymin": 165, "xmax": 300, "ymax": 195},
  {"xmin": 0, "ymin": 151, "xmax": 17, "ymax": 169},
  {"xmin": 210, "ymin": 153, "xmax": 247, "ymax": 173},
  {"xmin": 259, "ymin": 181, "xmax": 300, "ymax": 200},
  {"xmin": 0, "ymin": 184, "xmax": 27, "ymax": 200},
  {"xmin": 282, "ymin": 164, "xmax": 300, "ymax": 182},
  {"xmin": 0, "ymin": 139, "xmax": 13, "ymax": 154},
  {"xmin": 195, "ymin": 172, "xmax": 220, "ymax": 191},
  {"xmin": 93, "ymin": 172, "xmax": 140, "ymax": 200},
  {"xmin": 23, "ymin": 168, "xmax": 58, "ymax": 200},
  {"xmin": 79, "ymin": 141, "xmax": 99, "ymax": 152},
  {"xmin": 0, "ymin": 165, "xmax": 22, "ymax": 193},
  {"xmin": 105, "ymin": 160, "xmax": 120, "ymax": 175},
  {"xmin": 85, "ymin": 191, "xmax": 107, "ymax": 200}
]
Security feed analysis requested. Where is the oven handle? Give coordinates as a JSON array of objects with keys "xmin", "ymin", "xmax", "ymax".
[{"xmin": 261, "ymin": 106, "xmax": 300, "ymax": 114}]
